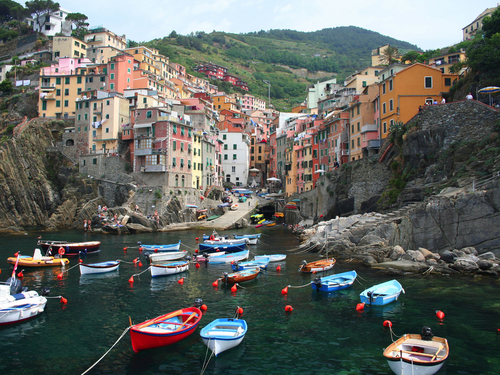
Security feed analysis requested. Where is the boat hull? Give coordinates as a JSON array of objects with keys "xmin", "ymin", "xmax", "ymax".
[
  {"xmin": 79, "ymin": 261, "xmax": 120, "ymax": 275},
  {"xmin": 311, "ymin": 270, "xmax": 357, "ymax": 292},
  {"xmin": 140, "ymin": 241, "xmax": 181, "ymax": 252},
  {"xmin": 147, "ymin": 250, "xmax": 188, "ymax": 264},
  {"xmin": 0, "ymin": 289, "xmax": 47, "ymax": 326},
  {"xmin": 38, "ymin": 240, "xmax": 101, "ymax": 256},
  {"xmin": 254, "ymin": 254, "xmax": 286, "ymax": 262},
  {"xmin": 203, "ymin": 238, "xmax": 247, "ymax": 246},
  {"xmin": 222, "ymin": 268, "xmax": 260, "ymax": 284},
  {"xmin": 199, "ymin": 242, "xmax": 246, "ymax": 253},
  {"xmin": 299, "ymin": 259, "xmax": 336, "ymax": 273},
  {"xmin": 231, "ymin": 259, "xmax": 269, "ymax": 271},
  {"xmin": 150, "ymin": 261, "xmax": 189, "ymax": 277},
  {"xmin": 206, "ymin": 250, "xmax": 249, "ymax": 264},
  {"xmin": 360, "ymin": 279, "xmax": 403, "ymax": 306},
  {"xmin": 7, "ymin": 256, "xmax": 69, "ymax": 267},
  {"xmin": 384, "ymin": 333, "xmax": 449, "ymax": 375},
  {"xmin": 200, "ymin": 318, "xmax": 247, "ymax": 356},
  {"xmin": 130, "ymin": 307, "xmax": 202, "ymax": 352}
]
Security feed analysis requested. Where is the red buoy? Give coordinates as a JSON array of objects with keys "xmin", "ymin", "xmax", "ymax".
[
  {"xmin": 60, "ymin": 297, "xmax": 68, "ymax": 304},
  {"xmin": 139, "ymin": 247, "xmax": 143, "ymax": 252},
  {"xmin": 128, "ymin": 276, "xmax": 134, "ymax": 283},
  {"xmin": 78, "ymin": 259, "xmax": 83, "ymax": 263},
  {"xmin": 285, "ymin": 305, "xmax": 293, "ymax": 312},
  {"xmin": 383, "ymin": 320, "xmax": 393, "ymax": 328},
  {"xmin": 195, "ymin": 249, "xmax": 199, "ymax": 253},
  {"xmin": 14, "ymin": 252, "xmax": 19, "ymax": 257},
  {"xmin": 57, "ymin": 273, "xmax": 63, "ymax": 280},
  {"xmin": 17, "ymin": 271, "xmax": 23, "ymax": 279},
  {"xmin": 123, "ymin": 247, "xmax": 128, "ymax": 251},
  {"xmin": 356, "ymin": 302, "xmax": 365, "ymax": 311},
  {"xmin": 231, "ymin": 284, "xmax": 237, "ymax": 292},
  {"xmin": 195, "ymin": 262, "xmax": 200, "ymax": 269},
  {"xmin": 212, "ymin": 280, "xmax": 218, "ymax": 287},
  {"xmin": 436, "ymin": 310, "xmax": 445, "ymax": 320},
  {"xmin": 195, "ymin": 237, "xmax": 199, "ymax": 241},
  {"xmin": 281, "ymin": 286, "xmax": 288, "ymax": 295},
  {"xmin": 133, "ymin": 258, "xmax": 138, "ymax": 264},
  {"xmin": 201, "ymin": 304, "xmax": 208, "ymax": 311},
  {"xmin": 320, "ymin": 214, "xmax": 323, "ymax": 218},
  {"xmin": 177, "ymin": 277, "xmax": 184, "ymax": 285},
  {"xmin": 138, "ymin": 261, "xmax": 143, "ymax": 267},
  {"xmin": 236, "ymin": 307, "xmax": 244, "ymax": 315},
  {"xmin": 276, "ymin": 264, "xmax": 281, "ymax": 272},
  {"xmin": 154, "ymin": 248, "xmax": 158, "ymax": 253}
]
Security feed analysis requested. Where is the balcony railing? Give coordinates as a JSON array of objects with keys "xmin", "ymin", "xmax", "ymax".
[
  {"xmin": 361, "ymin": 124, "xmax": 378, "ymax": 133},
  {"xmin": 367, "ymin": 139, "xmax": 381, "ymax": 148},
  {"xmin": 140, "ymin": 164, "xmax": 166, "ymax": 172},
  {"xmin": 135, "ymin": 148, "xmax": 152, "ymax": 156}
]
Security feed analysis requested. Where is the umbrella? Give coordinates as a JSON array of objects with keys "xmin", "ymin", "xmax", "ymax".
[
  {"xmin": 478, "ymin": 86, "xmax": 500, "ymax": 106},
  {"xmin": 249, "ymin": 168, "xmax": 260, "ymax": 172},
  {"xmin": 267, "ymin": 177, "xmax": 280, "ymax": 182},
  {"xmin": 314, "ymin": 169, "xmax": 326, "ymax": 173}
]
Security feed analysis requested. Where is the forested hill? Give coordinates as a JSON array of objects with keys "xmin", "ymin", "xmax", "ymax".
[{"xmin": 145, "ymin": 26, "xmax": 420, "ymax": 110}]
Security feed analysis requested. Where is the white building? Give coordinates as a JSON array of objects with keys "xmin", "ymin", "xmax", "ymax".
[
  {"xmin": 0, "ymin": 65, "xmax": 14, "ymax": 82},
  {"xmin": 28, "ymin": 8, "xmax": 72, "ymax": 37},
  {"xmin": 220, "ymin": 131, "xmax": 250, "ymax": 187}
]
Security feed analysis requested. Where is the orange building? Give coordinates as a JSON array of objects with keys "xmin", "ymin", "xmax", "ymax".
[
  {"xmin": 379, "ymin": 63, "xmax": 458, "ymax": 139},
  {"xmin": 107, "ymin": 53, "xmax": 135, "ymax": 93}
]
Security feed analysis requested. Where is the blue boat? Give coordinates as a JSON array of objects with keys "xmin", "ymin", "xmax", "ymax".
[
  {"xmin": 359, "ymin": 279, "xmax": 404, "ymax": 306},
  {"xmin": 207, "ymin": 250, "xmax": 249, "ymax": 264},
  {"xmin": 231, "ymin": 257, "xmax": 269, "ymax": 271},
  {"xmin": 199, "ymin": 242, "xmax": 246, "ymax": 253},
  {"xmin": 311, "ymin": 270, "xmax": 357, "ymax": 292},
  {"xmin": 139, "ymin": 241, "xmax": 181, "ymax": 252},
  {"xmin": 200, "ymin": 318, "xmax": 248, "ymax": 356},
  {"xmin": 233, "ymin": 233, "xmax": 261, "ymax": 240}
]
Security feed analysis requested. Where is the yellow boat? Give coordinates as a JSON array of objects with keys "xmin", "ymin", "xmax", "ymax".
[
  {"xmin": 198, "ymin": 215, "xmax": 207, "ymax": 220},
  {"xmin": 258, "ymin": 219, "xmax": 265, "ymax": 224},
  {"xmin": 274, "ymin": 212, "xmax": 284, "ymax": 218},
  {"xmin": 267, "ymin": 222, "xmax": 276, "ymax": 227},
  {"xmin": 7, "ymin": 249, "xmax": 69, "ymax": 267}
]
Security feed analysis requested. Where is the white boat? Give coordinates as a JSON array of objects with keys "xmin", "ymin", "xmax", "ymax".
[
  {"xmin": 79, "ymin": 260, "xmax": 120, "ymax": 275},
  {"xmin": 139, "ymin": 240, "xmax": 181, "ymax": 252},
  {"xmin": 150, "ymin": 261, "xmax": 189, "ymax": 278},
  {"xmin": 200, "ymin": 318, "xmax": 247, "ymax": 356},
  {"xmin": 147, "ymin": 250, "xmax": 188, "ymax": 264},
  {"xmin": 191, "ymin": 252, "xmax": 226, "ymax": 262},
  {"xmin": 230, "ymin": 203, "xmax": 239, "ymax": 210},
  {"xmin": 234, "ymin": 233, "xmax": 261, "ymax": 245},
  {"xmin": 232, "ymin": 258, "xmax": 270, "ymax": 271},
  {"xmin": 0, "ymin": 278, "xmax": 47, "ymax": 326},
  {"xmin": 254, "ymin": 254, "xmax": 286, "ymax": 262},
  {"xmin": 384, "ymin": 327, "xmax": 449, "ymax": 375},
  {"xmin": 203, "ymin": 238, "xmax": 248, "ymax": 245},
  {"xmin": 206, "ymin": 250, "xmax": 249, "ymax": 264}
]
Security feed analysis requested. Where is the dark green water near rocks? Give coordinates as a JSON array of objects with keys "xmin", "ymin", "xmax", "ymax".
[{"xmin": 0, "ymin": 226, "xmax": 499, "ymax": 375}]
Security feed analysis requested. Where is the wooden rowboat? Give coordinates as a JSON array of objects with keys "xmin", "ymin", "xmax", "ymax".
[
  {"xmin": 129, "ymin": 306, "xmax": 202, "ymax": 352},
  {"xmin": 200, "ymin": 318, "xmax": 248, "ymax": 356},
  {"xmin": 37, "ymin": 240, "xmax": 101, "ymax": 256},
  {"xmin": 383, "ymin": 327, "xmax": 449, "ymax": 375},
  {"xmin": 311, "ymin": 270, "xmax": 357, "ymax": 292},
  {"xmin": 299, "ymin": 258, "xmax": 336, "ymax": 273},
  {"xmin": 139, "ymin": 240, "xmax": 181, "ymax": 252},
  {"xmin": 7, "ymin": 248, "xmax": 69, "ymax": 268},
  {"xmin": 221, "ymin": 268, "xmax": 260, "ymax": 284},
  {"xmin": 79, "ymin": 260, "xmax": 120, "ymax": 275},
  {"xmin": 150, "ymin": 261, "xmax": 189, "ymax": 278},
  {"xmin": 146, "ymin": 250, "xmax": 188, "ymax": 264},
  {"xmin": 360, "ymin": 279, "xmax": 404, "ymax": 306}
]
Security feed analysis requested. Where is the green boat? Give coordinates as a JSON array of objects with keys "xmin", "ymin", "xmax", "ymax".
[{"xmin": 206, "ymin": 215, "xmax": 220, "ymax": 221}]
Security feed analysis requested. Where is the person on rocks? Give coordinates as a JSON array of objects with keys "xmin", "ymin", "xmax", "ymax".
[{"xmin": 83, "ymin": 219, "xmax": 87, "ymax": 231}]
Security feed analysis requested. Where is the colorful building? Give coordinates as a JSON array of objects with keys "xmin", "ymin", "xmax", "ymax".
[{"xmin": 52, "ymin": 36, "xmax": 87, "ymax": 60}]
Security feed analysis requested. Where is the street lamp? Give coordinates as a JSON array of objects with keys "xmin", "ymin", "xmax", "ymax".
[{"xmin": 263, "ymin": 80, "xmax": 271, "ymax": 107}]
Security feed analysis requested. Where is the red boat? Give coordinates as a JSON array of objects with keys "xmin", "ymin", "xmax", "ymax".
[
  {"xmin": 37, "ymin": 240, "xmax": 101, "ymax": 256},
  {"xmin": 222, "ymin": 268, "xmax": 260, "ymax": 284},
  {"xmin": 129, "ymin": 307, "xmax": 202, "ymax": 352}
]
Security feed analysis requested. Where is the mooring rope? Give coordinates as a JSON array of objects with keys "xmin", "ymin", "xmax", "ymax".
[
  {"xmin": 81, "ymin": 326, "xmax": 131, "ymax": 375},
  {"xmin": 130, "ymin": 266, "xmax": 151, "ymax": 280},
  {"xmin": 423, "ymin": 266, "xmax": 434, "ymax": 275},
  {"xmin": 200, "ymin": 338, "xmax": 215, "ymax": 375},
  {"xmin": 116, "ymin": 258, "xmax": 139, "ymax": 264},
  {"xmin": 180, "ymin": 242, "xmax": 199, "ymax": 251},
  {"xmin": 62, "ymin": 263, "xmax": 80, "ymax": 273},
  {"xmin": 287, "ymin": 282, "xmax": 312, "ymax": 289}
]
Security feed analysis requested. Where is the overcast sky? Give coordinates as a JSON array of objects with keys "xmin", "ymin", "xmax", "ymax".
[{"xmin": 17, "ymin": 0, "xmax": 496, "ymax": 50}]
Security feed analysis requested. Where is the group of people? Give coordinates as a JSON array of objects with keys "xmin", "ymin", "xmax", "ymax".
[{"xmin": 83, "ymin": 219, "xmax": 91, "ymax": 231}]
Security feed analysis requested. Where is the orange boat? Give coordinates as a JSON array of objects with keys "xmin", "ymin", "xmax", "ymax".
[
  {"xmin": 221, "ymin": 268, "xmax": 260, "ymax": 284},
  {"xmin": 299, "ymin": 258, "xmax": 336, "ymax": 273},
  {"xmin": 7, "ymin": 249, "xmax": 69, "ymax": 268}
]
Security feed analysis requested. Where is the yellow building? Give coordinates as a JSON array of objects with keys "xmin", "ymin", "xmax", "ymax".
[
  {"xmin": 371, "ymin": 45, "xmax": 400, "ymax": 66},
  {"xmin": 192, "ymin": 130, "xmax": 203, "ymax": 188},
  {"xmin": 84, "ymin": 27, "xmax": 127, "ymax": 51},
  {"xmin": 52, "ymin": 36, "xmax": 87, "ymax": 59},
  {"xmin": 344, "ymin": 66, "xmax": 383, "ymax": 93},
  {"xmin": 379, "ymin": 63, "xmax": 458, "ymax": 139},
  {"xmin": 463, "ymin": 6, "xmax": 499, "ymax": 41},
  {"xmin": 212, "ymin": 92, "xmax": 241, "ymax": 112},
  {"xmin": 75, "ymin": 92, "xmax": 130, "ymax": 154},
  {"xmin": 428, "ymin": 51, "xmax": 467, "ymax": 74},
  {"xmin": 86, "ymin": 46, "xmax": 122, "ymax": 64}
]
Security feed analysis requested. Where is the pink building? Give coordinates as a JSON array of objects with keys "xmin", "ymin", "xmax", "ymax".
[
  {"xmin": 41, "ymin": 57, "xmax": 93, "ymax": 76},
  {"xmin": 107, "ymin": 53, "xmax": 135, "ymax": 93}
]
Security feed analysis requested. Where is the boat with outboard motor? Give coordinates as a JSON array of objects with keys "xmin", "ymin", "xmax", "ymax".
[
  {"xmin": 359, "ymin": 279, "xmax": 404, "ymax": 306},
  {"xmin": 311, "ymin": 270, "xmax": 357, "ymax": 292},
  {"xmin": 7, "ymin": 248, "xmax": 69, "ymax": 267},
  {"xmin": 37, "ymin": 240, "xmax": 101, "ymax": 256}
]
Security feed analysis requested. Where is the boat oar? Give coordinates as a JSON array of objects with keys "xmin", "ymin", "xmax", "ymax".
[
  {"xmin": 135, "ymin": 310, "xmax": 183, "ymax": 329},
  {"xmin": 431, "ymin": 344, "xmax": 444, "ymax": 361},
  {"xmin": 173, "ymin": 312, "xmax": 198, "ymax": 332}
]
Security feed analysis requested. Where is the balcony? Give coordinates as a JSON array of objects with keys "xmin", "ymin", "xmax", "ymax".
[
  {"xmin": 40, "ymin": 92, "xmax": 56, "ymax": 100},
  {"xmin": 135, "ymin": 147, "xmax": 152, "ymax": 156},
  {"xmin": 140, "ymin": 165, "xmax": 166, "ymax": 172},
  {"xmin": 367, "ymin": 139, "xmax": 381, "ymax": 148},
  {"xmin": 361, "ymin": 124, "xmax": 378, "ymax": 133}
]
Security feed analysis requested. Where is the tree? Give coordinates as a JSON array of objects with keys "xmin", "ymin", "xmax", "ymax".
[
  {"xmin": 380, "ymin": 45, "xmax": 399, "ymax": 65},
  {"xmin": 169, "ymin": 30, "xmax": 177, "ymax": 38},
  {"xmin": 65, "ymin": 12, "xmax": 88, "ymax": 40},
  {"xmin": 482, "ymin": 7, "xmax": 500, "ymax": 39},
  {"xmin": 0, "ymin": 0, "xmax": 26, "ymax": 22},
  {"xmin": 25, "ymin": 0, "xmax": 60, "ymax": 31},
  {"xmin": 0, "ymin": 79, "xmax": 13, "ymax": 93},
  {"xmin": 400, "ymin": 50, "xmax": 421, "ymax": 64}
]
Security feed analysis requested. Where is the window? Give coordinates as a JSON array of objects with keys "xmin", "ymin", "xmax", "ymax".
[
  {"xmin": 180, "ymin": 159, "xmax": 184, "ymax": 168},
  {"xmin": 56, "ymin": 77, "xmax": 61, "ymax": 85},
  {"xmin": 173, "ymin": 141, "xmax": 176, "ymax": 151},
  {"xmin": 351, "ymin": 124, "xmax": 354, "ymax": 133},
  {"xmin": 444, "ymin": 78, "xmax": 451, "ymax": 86},
  {"xmin": 64, "ymin": 89, "xmax": 69, "ymax": 95},
  {"xmin": 78, "ymin": 114, "xmax": 81, "ymax": 121},
  {"xmin": 357, "ymin": 138, "xmax": 360, "ymax": 147},
  {"xmin": 56, "ymin": 89, "xmax": 61, "ymax": 96},
  {"xmin": 232, "ymin": 166, "xmax": 236, "ymax": 172},
  {"xmin": 389, "ymin": 79, "xmax": 393, "ymax": 91},
  {"xmin": 146, "ymin": 111, "xmax": 152, "ymax": 118},
  {"xmin": 56, "ymin": 100, "xmax": 61, "ymax": 108},
  {"xmin": 84, "ymin": 114, "xmax": 87, "ymax": 120},
  {"xmin": 352, "ymin": 140, "xmax": 354, "ymax": 149},
  {"xmin": 357, "ymin": 122, "xmax": 360, "ymax": 131},
  {"xmin": 64, "ymin": 100, "xmax": 68, "ymax": 107},
  {"xmin": 362, "ymin": 81, "xmax": 367, "ymax": 87},
  {"xmin": 382, "ymin": 102, "xmax": 386, "ymax": 114},
  {"xmin": 77, "ymin": 88, "xmax": 81, "ymax": 94},
  {"xmin": 224, "ymin": 154, "xmax": 228, "ymax": 160},
  {"xmin": 223, "ymin": 134, "xmax": 227, "ymax": 140},
  {"xmin": 382, "ymin": 83, "xmax": 386, "ymax": 95},
  {"xmin": 383, "ymin": 122, "xmax": 387, "ymax": 133},
  {"xmin": 77, "ymin": 76, "xmax": 82, "ymax": 84},
  {"xmin": 357, "ymin": 106, "xmax": 360, "ymax": 115},
  {"xmin": 224, "ymin": 144, "xmax": 228, "ymax": 150},
  {"xmin": 42, "ymin": 101, "xmax": 47, "ymax": 111},
  {"xmin": 110, "ymin": 83, "xmax": 114, "ymax": 90},
  {"xmin": 389, "ymin": 99, "xmax": 393, "ymax": 111},
  {"xmin": 173, "ymin": 124, "xmax": 177, "ymax": 134},
  {"xmin": 233, "ymin": 154, "xmax": 237, "ymax": 160},
  {"xmin": 172, "ymin": 157, "xmax": 176, "ymax": 167},
  {"xmin": 65, "ymin": 77, "xmax": 70, "ymax": 84},
  {"xmin": 110, "ymin": 63, "xmax": 115, "ymax": 70},
  {"xmin": 233, "ymin": 144, "xmax": 237, "ymax": 150},
  {"xmin": 181, "ymin": 142, "xmax": 184, "ymax": 152},
  {"xmin": 106, "ymin": 100, "xmax": 110, "ymax": 106},
  {"xmin": 425, "ymin": 76, "xmax": 433, "ymax": 88},
  {"xmin": 110, "ymin": 73, "xmax": 114, "ymax": 79}
]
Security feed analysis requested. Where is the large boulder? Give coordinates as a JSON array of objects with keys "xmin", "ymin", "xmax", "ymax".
[
  {"xmin": 440, "ymin": 250, "xmax": 456, "ymax": 263},
  {"xmin": 407, "ymin": 250, "xmax": 425, "ymax": 262},
  {"xmin": 451, "ymin": 258, "xmax": 479, "ymax": 273},
  {"xmin": 388, "ymin": 245, "xmax": 406, "ymax": 261}
]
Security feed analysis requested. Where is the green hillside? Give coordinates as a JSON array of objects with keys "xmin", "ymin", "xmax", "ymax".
[{"xmin": 145, "ymin": 26, "xmax": 420, "ymax": 111}]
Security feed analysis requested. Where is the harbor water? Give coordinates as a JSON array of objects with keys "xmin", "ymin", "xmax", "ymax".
[{"xmin": 0, "ymin": 226, "xmax": 499, "ymax": 375}]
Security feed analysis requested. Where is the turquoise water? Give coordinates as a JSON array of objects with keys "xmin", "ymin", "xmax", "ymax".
[{"xmin": 0, "ymin": 226, "xmax": 499, "ymax": 375}]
